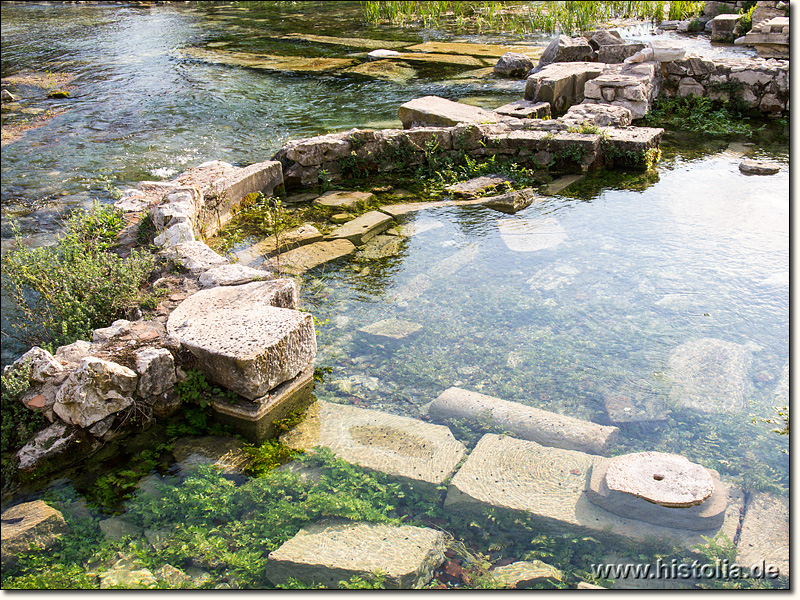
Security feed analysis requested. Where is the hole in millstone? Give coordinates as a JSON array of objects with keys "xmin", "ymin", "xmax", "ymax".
[{"xmin": 653, "ymin": 473, "xmax": 665, "ymax": 481}]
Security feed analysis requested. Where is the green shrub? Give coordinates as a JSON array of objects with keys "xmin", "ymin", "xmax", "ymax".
[{"xmin": 2, "ymin": 202, "xmax": 157, "ymax": 350}]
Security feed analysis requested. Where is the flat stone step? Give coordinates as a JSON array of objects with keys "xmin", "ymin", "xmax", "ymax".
[
  {"xmin": 313, "ymin": 190, "xmax": 375, "ymax": 210},
  {"xmin": 445, "ymin": 174, "xmax": 513, "ymax": 198},
  {"xmin": 326, "ymin": 210, "xmax": 394, "ymax": 246},
  {"xmin": 444, "ymin": 434, "xmax": 744, "ymax": 550},
  {"xmin": 667, "ymin": 338, "xmax": 752, "ymax": 413},
  {"xmin": 269, "ymin": 239, "xmax": 357, "ymax": 275},
  {"xmin": 497, "ymin": 217, "xmax": 567, "ymax": 252},
  {"xmin": 494, "ymin": 99, "xmax": 551, "ymax": 119},
  {"xmin": 430, "ymin": 387, "xmax": 619, "ymax": 455},
  {"xmin": 736, "ymin": 492, "xmax": 789, "ymax": 579},
  {"xmin": 266, "ymin": 519, "xmax": 447, "ymax": 589},
  {"xmin": 356, "ymin": 234, "xmax": 405, "ymax": 259},
  {"xmin": 282, "ymin": 400, "xmax": 467, "ymax": 495},
  {"xmin": 235, "ymin": 224, "xmax": 323, "ymax": 265},
  {"xmin": 398, "ymin": 96, "xmax": 499, "ymax": 129}
]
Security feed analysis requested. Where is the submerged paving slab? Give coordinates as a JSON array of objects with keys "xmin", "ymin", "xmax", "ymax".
[
  {"xmin": 266, "ymin": 519, "xmax": 447, "ymax": 589},
  {"xmin": 667, "ymin": 338, "xmax": 752, "ymax": 413},
  {"xmin": 166, "ymin": 280, "xmax": 314, "ymax": 400},
  {"xmin": 282, "ymin": 400, "xmax": 467, "ymax": 494},
  {"xmin": 398, "ymin": 96, "xmax": 498, "ymax": 128},
  {"xmin": 392, "ymin": 245, "xmax": 480, "ymax": 302},
  {"xmin": 270, "ymin": 239, "xmax": 357, "ymax": 275},
  {"xmin": 405, "ymin": 41, "xmax": 541, "ymax": 59},
  {"xmin": 235, "ymin": 224, "xmax": 323, "ymax": 265},
  {"xmin": 326, "ymin": 210, "xmax": 394, "ymax": 245},
  {"xmin": 180, "ymin": 47, "xmax": 357, "ymax": 74},
  {"xmin": 736, "ymin": 492, "xmax": 789, "ymax": 579},
  {"xmin": 430, "ymin": 387, "xmax": 618, "ymax": 455},
  {"xmin": 542, "ymin": 174, "xmax": 585, "ymax": 196},
  {"xmin": 313, "ymin": 190, "xmax": 375, "ymax": 210},
  {"xmin": 359, "ymin": 318, "xmax": 422, "ymax": 341},
  {"xmin": 497, "ymin": 217, "xmax": 567, "ymax": 252},
  {"xmin": 444, "ymin": 435, "xmax": 743, "ymax": 551}
]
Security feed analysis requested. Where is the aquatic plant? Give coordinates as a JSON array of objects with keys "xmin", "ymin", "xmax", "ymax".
[{"xmin": 642, "ymin": 96, "xmax": 757, "ymax": 136}]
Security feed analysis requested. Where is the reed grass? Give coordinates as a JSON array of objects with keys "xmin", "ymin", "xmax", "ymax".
[{"xmin": 361, "ymin": 1, "xmax": 697, "ymax": 35}]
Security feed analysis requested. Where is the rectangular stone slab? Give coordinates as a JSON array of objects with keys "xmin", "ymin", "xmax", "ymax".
[
  {"xmin": 282, "ymin": 400, "xmax": 467, "ymax": 495},
  {"xmin": 326, "ymin": 210, "xmax": 394, "ymax": 246},
  {"xmin": 430, "ymin": 387, "xmax": 619, "ymax": 455},
  {"xmin": 736, "ymin": 492, "xmax": 789, "ymax": 579},
  {"xmin": 270, "ymin": 239, "xmax": 357, "ymax": 275},
  {"xmin": 398, "ymin": 96, "xmax": 498, "ymax": 128},
  {"xmin": 404, "ymin": 41, "xmax": 542, "ymax": 58},
  {"xmin": 497, "ymin": 217, "xmax": 567, "ymax": 252},
  {"xmin": 266, "ymin": 520, "xmax": 447, "ymax": 589},
  {"xmin": 235, "ymin": 224, "xmax": 323, "ymax": 265},
  {"xmin": 445, "ymin": 434, "xmax": 743, "ymax": 552}
]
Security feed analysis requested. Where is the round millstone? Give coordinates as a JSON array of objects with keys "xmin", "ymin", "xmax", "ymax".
[{"xmin": 604, "ymin": 452, "xmax": 714, "ymax": 508}]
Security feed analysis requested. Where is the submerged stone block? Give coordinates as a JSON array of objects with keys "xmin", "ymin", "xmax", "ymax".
[
  {"xmin": 171, "ymin": 435, "xmax": 254, "ymax": 475},
  {"xmin": 235, "ymin": 223, "xmax": 324, "ymax": 265},
  {"xmin": 359, "ymin": 318, "xmax": 422, "ymax": 341},
  {"xmin": 497, "ymin": 217, "xmax": 567, "ymax": 252},
  {"xmin": 266, "ymin": 520, "xmax": 447, "ymax": 589},
  {"xmin": 282, "ymin": 400, "xmax": 467, "ymax": 495},
  {"xmin": 166, "ymin": 280, "xmax": 314, "ymax": 400},
  {"xmin": 736, "ymin": 492, "xmax": 789, "ymax": 579},
  {"xmin": 326, "ymin": 210, "xmax": 394, "ymax": 245},
  {"xmin": 1, "ymin": 500, "xmax": 70, "ymax": 567},
  {"xmin": 444, "ymin": 434, "xmax": 744, "ymax": 551},
  {"xmin": 313, "ymin": 190, "xmax": 375, "ymax": 210},
  {"xmin": 271, "ymin": 239, "xmax": 357, "ymax": 275},
  {"xmin": 430, "ymin": 387, "xmax": 619, "ymax": 455}
]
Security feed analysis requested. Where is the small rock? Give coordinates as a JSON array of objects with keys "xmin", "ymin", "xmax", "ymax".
[
  {"xmin": 491, "ymin": 560, "xmax": 563, "ymax": 588},
  {"xmin": 1, "ymin": 500, "xmax": 70, "ymax": 567},
  {"xmin": 739, "ymin": 159, "xmax": 781, "ymax": 175},
  {"xmin": 493, "ymin": 52, "xmax": 534, "ymax": 78},
  {"xmin": 359, "ymin": 318, "xmax": 422, "ymax": 340},
  {"xmin": 330, "ymin": 213, "xmax": 352, "ymax": 224},
  {"xmin": 1, "ymin": 88, "xmax": 19, "ymax": 103}
]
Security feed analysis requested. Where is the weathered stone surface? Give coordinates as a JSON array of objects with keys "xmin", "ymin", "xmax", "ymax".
[
  {"xmin": 444, "ymin": 434, "xmax": 744, "ymax": 549},
  {"xmin": 404, "ymin": 40, "xmax": 540, "ymax": 58},
  {"xmin": 648, "ymin": 40, "xmax": 686, "ymax": 62},
  {"xmin": 198, "ymin": 264, "xmax": 271, "ymax": 288},
  {"xmin": 597, "ymin": 43, "xmax": 645, "ymax": 64},
  {"xmin": 601, "ymin": 127, "xmax": 663, "ymax": 166},
  {"xmin": 543, "ymin": 174, "xmax": 585, "ymax": 196},
  {"xmin": 7, "ymin": 346, "xmax": 63, "ymax": 383},
  {"xmin": 327, "ymin": 210, "xmax": 394, "ymax": 245},
  {"xmin": 497, "ymin": 217, "xmax": 567, "ymax": 252},
  {"xmin": 16, "ymin": 422, "xmax": 81, "ymax": 471},
  {"xmin": 99, "ymin": 517, "xmax": 142, "ymax": 541},
  {"xmin": 54, "ymin": 340, "xmax": 94, "ymax": 366},
  {"xmin": 357, "ymin": 234, "xmax": 404, "ymax": 259},
  {"xmin": 359, "ymin": 318, "xmax": 422, "ymax": 340},
  {"xmin": 677, "ymin": 76, "xmax": 705, "ymax": 97},
  {"xmin": 446, "ymin": 174, "xmax": 513, "ymax": 198},
  {"xmin": 212, "ymin": 365, "xmax": 315, "ymax": 443},
  {"xmin": 283, "ymin": 401, "xmax": 467, "ymax": 494},
  {"xmin": 561, "ymin": 103, "xmax": 632, "ymax": 127},
  {"xmin": 739, "ymin": 159, "xmax": 781, "ymax": 175},
  {"xmin": 538, "ymin": 35, "xmax": 593, "ymax": 67},
  {"xmin": 54, "ymin": 357, "xmax": 137, "ymax": 428},
  {"xmin": 134, "ymin": 347, "xmax": 175, "ymax": 398},
  {"xmin": 172, "ymin": 436, "xmax": 254, "ymax": 475},
  {"xmin": 481, "ymin": 188, "xmax": 537, "ymax": 214},
  {"xmin": 313, "ymin": 190, "xmax": 375, "ymax": 210},
  {"xmin": 266, "ymin": 520, "xmax": 447, "ymax": 589},
  {"xmin": 181, "ymin": 46, "xmax": 357, "ymax": 74},
  {"xmin": 151, "ymin": 187, "xmax": 202, "ymax": 232},
  {"xmin": 431, "ymin": 387, "xmax": 618, "ymax": 455},
  {"xmin": 494, "ymin": 52, "xmax": 534, "ymax": 77},
  {"xmin": 235, "ymin": 224, "xmax": 324, "ymax": 265},
  {"xmin": 494, "ymin": 100, "xmax": 551, "ymax": 119},
  {"xmin": 100, "ymin": 558, "xmax": 157, "ymax": 589},
  {"xmin": 398, "ymin": 96, "xmax": 498, "ymax": 128},
  {"xmin": 162, "ymin": 241, "xmax": 229, "ymax": 276},
  {"xmin": 153, "ymin": 222, "xmax": 195, "ymax": 247},
  {"xmin": 166, "ymin": 280, "xmax": 313, "ymax": 399},
  {"xmin": 92, "ymin": 319, "xmax": 132, "ymax": 343},
  {"xmin": 525, "ymin": 62, "xmax": 606, "ymax": 113},
  {"xmin": 587, "ymin": 29, "xmax": 624, "ymax": 49},
  {"xmin": 1, "ymin": 500, "xmax": 69, "ymax": 566},
  {"xmin": 587, "ymin": 456, "xmax": 728, "ymax": 531},
  {"xmin": 271, "ymin": 239, "xmax": 357, "ymax": 275},
  {"xmin": 736, "ymin": 492, "xmax": 789, "ymax": 579},
  {"xmin": 284, "ymin": 134, "xmax": 351, "ymax": 167},
  {"xmin": 491, "ymin": 560, "xmax": 563, "ymax": 588},
  {"xmin": 667, "ymin": 338, "xmax": 751, "ymax": 413},
  {"xmin": 392, "ymin": 246, "xmax": 479, "ymax": 302},
  {"xmin": 711, "ymin": 14, "xmax": 742, "ymax": 42},
  {"xmin": 153, "ymin": 564, "xmax": 191, "ymax": 587}
]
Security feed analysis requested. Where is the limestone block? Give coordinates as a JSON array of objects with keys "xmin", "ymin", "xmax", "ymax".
[
  {"xmin": 446, "ymin": 174, "xmax": 513, "ymax": 198},
  {"xmin": 357, "ymin": 234, "xmax": 404, "ymax": 259},
  {"xmin": 598, "ymin": 43, "xmax": 645, "ymax": 64},
  {"xmin": 398, "ymin": 127, "xmax": 453, "ymax": 152},
  {"xmin": 15, "ymin": 423, "xmax": 83, "ymax": 471},
  {"xmin": 648, "ymin": 41, "xmax": 686, "ymax": 61},
  {"xmin": 739, "ymin": 158, "xmax": 781, "ymax": 175},
  {"xmin": 54, "ymin": 357, "xmax": 137, "ymax": 428},
  {"xmin": 153, "ymin": 221, "xmax": 195, "ymax": 247},
  {"xmin": 601, "ymin": 87, "xmax": 616, "ymax": 101},
  {"xmin": 162, "ymin": 241, "xmax": 229, "ymax": 275},
  {"xmin": 525, "ymin": 62, "xmax": 606, "ymax": 113},
  {"xmin": 398, "ymin": 95, "xmax": 498, "ymax": 128},
  {"xmin": 313, "ymin": 190, "xmax": 375, "ymax": 210},
  {"xmin": 562, "ymin": 103, "xmax": 632, "ymax": 127},
  {"xmin": 538, "ymin": 35, "xmax": 593, "ymax": 67},
  {"xmin": 92, "ymin": 319, "xmax": 132, "ymax": 343},
  {"xmin": 731, "ymin": 68, "xmax": 773, "ymax": 87},
  {"xmin": 750, "ymin": 7, "xmax": 786, "ymax": 29},
  {"xmin": 491, "ymin": 560, "xmax": 563, "ymax": 588},
  {"xmin": 624, "ymin": 47, "xmax": 654, "ymax": 63},
  {"xmin": 494, "ymin": 52, "xmax": 534, "ymax": 77},
  {"xmin": 677, "ymin": 76, "xmax": 705, "ymax": 97},
  {"xmin": 484, "ymin": 129, "xmax": 550, "ymax": 154},
  {"xmin": 601, "ymin": 127, "xmax": 663, "ymax": 166},
  {"xmin": 235, "ymin": 224, "xmax": 324, "ymax": 265},
  {"xmin": 55, "ymin": 340, "xmax": 94, "ymax": 366},
  {"xmin": 494, "ymin": 100, "xmax": 551, "ymax": 119},
  {"xmin": 497, "ymin": 217, "xmax": 567, "ymax": 252},
  {"xmin": 271, "ymin": 239, "xmax": 357, "ymax": 275},
  {"xmin": 153, "ymin": 565, "xmax": 191, "ymax": 587},
  {"xmin": 8, "ymin": 346, "xmax": 63, "ymax": 383},
  {"xmin": 282, "ymin": 400, "xmax": 467, "ymax": 494},
  {"xmin": 444, "ymin": 435, "xmax": 744, "ymax": 550},
  {"xmin": 685, "ymin": 55, "xmax": 716, "ymax": 76},
  {"xmin": 172, "ymin": 436, "xmax": 254, "ymax": 475},
  {"xmin": 166, "ymin": 281, "xmax": 313, "ymax": 399},
  {"xmin": 135, "ymin": 347, "xmax": 175, "ymax": 397},
  {"xmin": 151, "ymin": 187, "xmax": 202, "ymax": 231},
  {"xmin": 284, "ymin": 134, "xmax": 351, "ymax": 167},
  {"xmin": 736, "ymin": 492, "xmax": 789, "ymax": 579},
  {"xmin": 711, "ymin": 14, "xmax": 741, "ymax": 42},
  {"xmin": 359, "ymin": 318, "xmax": 422, "ymax": 340},
  {"xmin": 198, "ymin": 264, "xmax": 271, "ymax": 288},
  {"xmin": 481, "ymin": 188, "xmax": 538, "ymax": 214},
  {"xmin": 667, "ymin": 338, "xmax": 751, "ymax": 413},
  {"xmin": 542, "ymin": 174, "xmax": 585, "ymax": 196},
  {"xmin": 1, "ymin": 500, "xmax": 70, "ymax": 566},
  {"xmin": 326, "ymin": 210, "xmax": 394, "ymax": 245},
  {"xmin": 430, "ymin": 387, "xmax": 619, "ymax": 455},
  {"xmin": 267, "ymin": 520, "xmax": 447, "ymax": 589}
]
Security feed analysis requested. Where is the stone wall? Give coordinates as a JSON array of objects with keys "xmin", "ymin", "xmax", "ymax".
[{"xmin": 661, "ymin": 56, "xmax": 789, "ymax": 116}]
